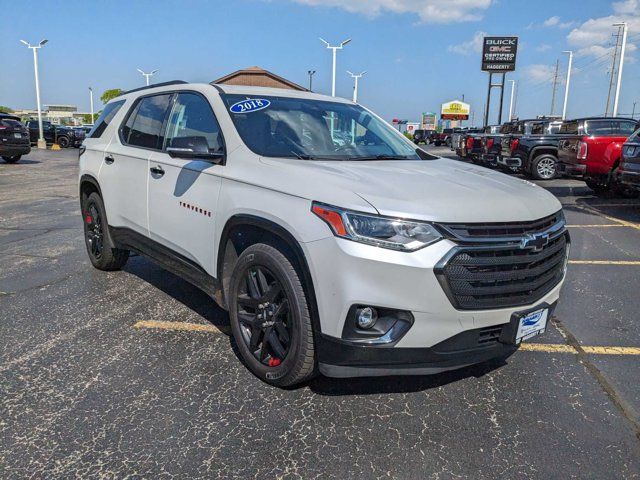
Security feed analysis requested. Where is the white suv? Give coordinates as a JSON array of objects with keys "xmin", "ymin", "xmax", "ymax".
[{"xmin": 79, "ymin": 81, "xmax": 569, "ymax": 386}]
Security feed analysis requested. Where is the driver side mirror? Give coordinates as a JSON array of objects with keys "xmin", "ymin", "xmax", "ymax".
[{"xmin": 166, "ymin": 136, "xmax": 224, "ymax": 163}]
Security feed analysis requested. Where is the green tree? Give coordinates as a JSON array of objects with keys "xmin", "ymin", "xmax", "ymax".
[
  {"xmin": 0, "ymin": 106, "xmax": 14, "ymax": 114},
  {"xmin": 100, "ymin": 89, "xmax": 123, "ymax": 104},
  {"xmin": 81, "ymin": 113, "xmax": 99, "ymax": 124}
]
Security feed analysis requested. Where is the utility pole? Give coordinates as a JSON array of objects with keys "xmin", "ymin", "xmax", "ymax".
[
  {"xmin": 89, "ymin": 87, "xmax": 94, "ymax": 123},
  {"xmin": 550, "ymin": 59, "xmax": 559, "ymax": 116},
  {"xmin": 562, "ymin": 51, "xmax": 573, "ymax": 120},
  {"xmin": 613, "ymin": 22, "xmax": 628, "ymax": 117},
  {"xmin": 513, "ymin": 80, "xmax": 519, "ymax": 119},
  {"xmin": 319, "ymin": 37, "xmax": 351, "ymax": 97},
  {"xmin": 605, "ymin": 28, "xmax": 621, "ymax": 116},
  {"xmin": 20, "ymin": 39, "xmax": 48, "ymax": 149},
  {"xmin": 346, "ymin": 70, "xmax": 366, "ymax": 103},
  {"xmin": 508, "ymin": 80, "xmax": 516, "ymax": 121},
  {"xmin": 137, "ymin": 69, "xmax": 158, "ymax": 86},
  {"xmin": 632, "ymin": 101, "xmax": 637, "ymax": 119},
  {"xmin": 307, "ymin": 70, "xmax": 316, "ymax": 91}
]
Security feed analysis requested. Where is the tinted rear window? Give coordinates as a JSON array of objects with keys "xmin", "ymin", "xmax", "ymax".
[
  {"xmin": 0, "ymin": 119, "xmax": 22, "ymax": 128},
  {"xmin": 89, "ymin": 100, "xmax": 125, "ymax": 139},
  {"xmin": 559, "ymin": 121, "xmax": 578, "ymax": 134},
  {"xmin": 585, "ymin": 120, "xmax": 637, "ymax": 136}
]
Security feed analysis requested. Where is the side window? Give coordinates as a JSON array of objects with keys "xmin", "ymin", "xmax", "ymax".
[
  {"xmin": 124, "ymin": 94, "xmax": 172, "ymax": 149},
  {"xmin": 89, "ymin": 100, "xmax": 125, "ymax": 138},
  {"xmin": 560, "ymin": 121, "xmax": 578, "ymax": 134},
  {"xmin": 612, "ymin": 121, "xmax": 637, "ymax": 136},
  {"xmin": 164, "ymin": 93, "xmax": 224, "ymax": 153}
]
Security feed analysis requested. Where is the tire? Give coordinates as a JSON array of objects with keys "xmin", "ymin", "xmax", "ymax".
[
  {"xmin": 530, "ymin": 154, "xmax": 557, "ymax": 180},
  {"xmin": 2, "ymin": 155, "xmax": 21, "ymax": 164},
  {"xmin": 82, "ymin": 192, "xmax": 129, "ymax": 270},
  {"xmin": 57, "ymin": 136, "xmax": 70, "ymax": 148},
  {"xmin": 585, "ymin": 179, "xmax": 608, "ymax": 194},
  {"xmin": 435, "ymin": 141, "xmax": 441, "ymax": 146},
  {"xmin": 229, "ymin": 243, "xmax": 315, "ymax": 387}
]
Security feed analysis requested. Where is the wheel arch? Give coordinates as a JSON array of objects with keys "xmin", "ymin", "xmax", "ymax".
[
  {"xmin": 216, "ymin": 214, "xmax": 321, "ymax": 333},
  {"xmin": 79, "ymin": 174, "xmax": 102, "ymax": 203},
  {"xmin": 529, "ymin": 146, "xmax": 558, "ymax": 162}
]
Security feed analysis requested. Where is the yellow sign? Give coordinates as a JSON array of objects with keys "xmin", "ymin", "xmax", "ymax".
[{"xmin": 441, "ymin": 100, "xmax": 470, "ymax": 120}]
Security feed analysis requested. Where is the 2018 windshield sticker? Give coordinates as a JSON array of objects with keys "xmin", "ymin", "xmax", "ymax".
[{"xmin": 229, "ymin": 98, "xmax": 271, "ymax": 114}]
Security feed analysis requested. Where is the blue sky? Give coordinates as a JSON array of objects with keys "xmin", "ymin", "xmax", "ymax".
[{"xmin": 2, "ymin": 0, "xmax": 640, "ymax": 124}]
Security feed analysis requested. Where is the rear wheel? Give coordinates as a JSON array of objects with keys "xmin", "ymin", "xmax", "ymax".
[
  {"xmin": 229, "ymin": 243, "xmax": 315, "ymax": 387},
  {"xmin": 531, "ymin": 154, "xmax": 557, "ymax": 180},
  {"xmin": 82, "ymin": 192, "xmax": 129, "ymax": 270},
  {"xmin": 2, "ymin": 155, "xmax": 21, "ymax": 164}
]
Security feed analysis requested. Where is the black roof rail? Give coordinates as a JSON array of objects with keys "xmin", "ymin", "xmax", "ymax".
[{"xmin": 120, "ymin": 80, "xmax": 188, "ymax": 96}]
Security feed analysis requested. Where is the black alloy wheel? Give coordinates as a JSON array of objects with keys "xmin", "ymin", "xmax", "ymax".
[
  {"xmin": 236, "ymin": 265, "xmax": 292, "ymax": 367},
  {"xmin": 82, "ymin": 192, "xmax": 129, "ymax": 270},
  {"xmin": 85, "ymin": 202, "xmax": 104, "ymax": 259}
]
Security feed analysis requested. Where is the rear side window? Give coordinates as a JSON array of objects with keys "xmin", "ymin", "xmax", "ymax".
[
  {"xmin": 164, "ymin": 93, "xmax": 224, "ymax": 153},
  {"xmin": 560, "ymin": 121, "xmax": 578, "ymax": 134},
  {"xmin": 89, "ymin": 100, "xmax": 125, "ymax": 139},
  {"xmin": 0, "ymin": 119, "xmax": 22, "ymax": 128},
  {"xmin": 583, "ymin": 120, "xmax": 635, "ymax": 136},
  {"xmin": 122, "ymin": 94, "xmax": 172, "ymax": 149}
]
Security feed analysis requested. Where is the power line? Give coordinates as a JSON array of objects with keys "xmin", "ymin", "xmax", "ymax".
[
  {"xmin": 605, "ymin": 27, "xmax": 622, "ymax": 116},
  {"xmin": 550, "ymin": 59, "xmax": 560, "ymax": 115}
]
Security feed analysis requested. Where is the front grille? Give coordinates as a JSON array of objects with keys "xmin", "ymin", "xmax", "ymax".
[
  {"xmin": 436, "ymin": 232, "xmax": 568, "ymax": 310},
  {"xmin": 440, "ymin": 212, "xmax": 562, "ymax": 241}
]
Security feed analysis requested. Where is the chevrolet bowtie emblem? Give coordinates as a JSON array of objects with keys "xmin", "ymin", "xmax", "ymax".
[{"xmin": 520, "ymin": 233, "xmax": 550, "ymax": 251}]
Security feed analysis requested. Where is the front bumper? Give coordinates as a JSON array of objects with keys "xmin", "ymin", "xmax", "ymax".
[
  {"xmin": 303, "ymin": 236, "xmax": 565, "ymax": 377},
  {"xmin": 557, "ymin": 162, "xmax": 587, "ymax": 178}
]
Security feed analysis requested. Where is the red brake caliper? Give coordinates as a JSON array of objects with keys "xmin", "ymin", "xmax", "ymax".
[
  {"xmin": 268, "ymin": 358, "xmax": 281, "ymax": 367},
  {"xmin": 85, "ymin": 212, "xmax": 92, "ymax": 224}
]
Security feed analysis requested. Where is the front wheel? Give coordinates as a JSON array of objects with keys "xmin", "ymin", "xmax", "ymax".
[
  {"xmin": 531, "ymin": 154, "xmax": 557, "ymax": 180},
  {"xmin": 2, "ymin": 155, "xmax": 21, "ymax": 164},
  {"xmin": 229, "ymin": 244, "xmax": 316, "ymax": 387},
  {"xmin": 57, "ymin": 136, "xmax": 70, "ymax": 148}
]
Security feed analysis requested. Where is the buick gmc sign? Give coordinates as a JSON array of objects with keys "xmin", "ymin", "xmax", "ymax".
[{"xmin": 481, "ymin": 37, "xmax": 518, "ymax": 72}]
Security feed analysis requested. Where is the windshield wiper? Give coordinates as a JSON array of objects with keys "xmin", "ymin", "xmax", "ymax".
[{"xmin": 347, "ymin": 155, "xmax": 412, "ymax": 161}]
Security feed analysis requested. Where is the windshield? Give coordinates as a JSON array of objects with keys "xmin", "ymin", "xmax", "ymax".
[{"xmin": 222, "ymin": 94, "xmax": 420, "ymax": 160}]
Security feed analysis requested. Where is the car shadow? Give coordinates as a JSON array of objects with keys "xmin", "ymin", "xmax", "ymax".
[
  {"xmin": 0, "ymin": 159, "xmax": 41, "ymax": 165},
  {"xmin": 174, "ymin": 161, "xmax": 214, "ymax": 197},
  {"xmin": 123, "ymin": 255, "xmax": 230, "ymax": 331},
  {"xmin": 306, "ymin": 356, "xmax": 510, "ymax": 396}
]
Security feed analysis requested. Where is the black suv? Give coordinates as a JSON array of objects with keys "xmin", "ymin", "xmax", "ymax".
[
  {"xmin": 0, "ymin": 114, "xmax": 30, "ymax": 163},
  {"xmin": 26, "ymin": 120, "xmax": 85, "ymax": 148},
  {"xmin": 413, "ymin": 129, "xmax": 436, "ymax": 145}
]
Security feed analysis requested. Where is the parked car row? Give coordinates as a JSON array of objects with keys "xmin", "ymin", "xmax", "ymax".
[
  {"xmin": 451, "ymin": 116, "xmax": 640, "ymax": 196},
  {"xmin": 0, "ymin": 118, "xmax": 87, "ymax": 164}
]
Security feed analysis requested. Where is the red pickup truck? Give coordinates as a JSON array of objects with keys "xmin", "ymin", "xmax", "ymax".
[{"xmin": 557, "ymin": 117, "xmax": 638, "ymax": 193}]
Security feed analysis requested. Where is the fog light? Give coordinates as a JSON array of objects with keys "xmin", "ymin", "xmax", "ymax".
[{"xmin": 356, "ymin": 307, "xmax": 378, "ymax": 329}]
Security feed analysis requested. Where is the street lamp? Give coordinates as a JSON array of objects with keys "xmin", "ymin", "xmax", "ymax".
[
  {"xmin": 319, "ymin": 37, "xmax": 351, "ymax": 97},
  {"xmin": 613, "ymin": 22, "xmax": 628, "ymax": 117},
  {"xmin": 137, "ymin": 68, "xmax": 158, "ymax": 86},
  {"xmin": 346, "ymin": 70, "xmax": 366, "ymax": 103},
  {"xmin": 20, "ymin": 39, "xmax": 48, "ymax": 149},
  {"xmin": 307, "ymin": 70, "xmax": 316, "ymax": 91},
  {"xmin": 89, "ymin": 87, "xmax": 94, "ymax": 124}
]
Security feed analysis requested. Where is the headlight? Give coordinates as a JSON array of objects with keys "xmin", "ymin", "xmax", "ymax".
[{"xmin": 312, "ymin": 202, "xmax": 442, "ymax": 251}]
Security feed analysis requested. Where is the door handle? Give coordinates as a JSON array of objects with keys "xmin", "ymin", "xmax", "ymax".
[
  {"xmin": 150, "ymin": 165, "xmax": 165, "ymax": 176},
  {"xmin": 104, "ymin": 155, "xmax": 115, "ymax": 164}
]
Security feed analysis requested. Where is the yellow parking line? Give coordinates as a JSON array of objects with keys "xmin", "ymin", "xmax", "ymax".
[
  {"xmin": 520, "ymin": 343, "xmax": 640, "ymax": 355},
  {"xmin": 569, "ymin": 260, "xmax": 640, "ymax": 265},
  {"xmin": 566, "ymin": 224, "xmax": 626, "ymax": 228},
  {"xmin": 133, "ymin": 320, "xmax": 228, "ymax": 334},
  {"xmin": 572, "ymin": 204, "xmax": 640, "ymax": 231}
]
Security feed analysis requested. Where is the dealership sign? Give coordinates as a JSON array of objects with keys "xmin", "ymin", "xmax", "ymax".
[
  {"xmin": 481, "ymin": 37, "xmax": 518, "ymax": 72},
  {"xmin": 421, "ymin": 112, "xmax": 437, "ymax": 130},
  {"xmin": 441, "ymin": 100, "xmax": 470, "ymax": 120}
]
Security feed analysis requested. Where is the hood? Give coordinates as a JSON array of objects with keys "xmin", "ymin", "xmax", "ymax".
[{"xmin": 258, "ymin": 157, "xmax": 561, "ymax": 223}]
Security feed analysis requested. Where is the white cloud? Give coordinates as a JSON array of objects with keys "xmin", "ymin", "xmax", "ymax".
[
  {"xmin": 288, "ymin": 0, "xmax": 493, "ymax": 23},
  {"xmin": 522, "ymin": 64, "xmax": 560, "ymax": 84},
  {"xmin": 567, "ymin": 3, "xmax": 640, "ymax": 58},
  {"xmin": 543, "ymin": 16, "xmax": 574, "ymax": 29},
  {"xmin": 536, "ymin": 43, "xmax": 552, "ymax": 52},
  {"xmin": 448, "ymin": 31, "xmax": 487, "ymax": 55}
]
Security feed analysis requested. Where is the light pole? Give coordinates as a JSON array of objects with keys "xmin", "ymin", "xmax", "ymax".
[
  {"xmin": 613, "ymin": 22, "xmax": 628, "ymax": 117},
  {"xmin": 89, "ymin": 87, "xmax": 94, "ymax": 124},
  {"xmin": 137, "ymin": 69, "xmax": 158, "ymax": 86},
  {"xmin": 562, "ymin": 50, "xmax": 573, "ymax": 120},
  {"xmin": 307, "ymin": 70, "xmax": 316, "ymax": 91},
  {"xmin": 20, "ymin": 39, "xmax": 48, "ymax": 149},
  {"xmin": 508, "ymin": 79, "xmax": 516, "ymax": 121},
  {"xmin": 319, "ymin": 37, "xmax": 351, "ymax": 97},
  {"xmin": 347, "ymin": 70, "xmax": 366, "ymax": 103}
]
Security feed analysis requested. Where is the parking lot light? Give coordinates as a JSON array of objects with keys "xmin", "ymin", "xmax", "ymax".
[
  {"xmin": 319, "ymin": 37, "xmax": 351, "ymax": 97},
  {"xmin": 137, "ymin": 68, "xmax": 159, "ymax": 86},
  {"xmin": 20, "ymin": 39, "xmax": 48, "ymax": 149},
  {"xmin": 89, "ymin": 87, "xmax": 94, "ymax": 123},
  {"xmin": 347, "ymin": 70, "xmax": 366, "ymax": 103}
]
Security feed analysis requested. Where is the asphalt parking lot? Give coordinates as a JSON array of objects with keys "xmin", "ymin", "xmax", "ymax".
[{"xmin": 2, "ymin": 147, "xmax": 640, "ymax": 479}]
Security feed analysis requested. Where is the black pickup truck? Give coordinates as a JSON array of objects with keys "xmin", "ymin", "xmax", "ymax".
[
  {"xmin": 498, "ymin": 118, "xmax": 562, "ymax": 179},
  {"xmin": 479, "ymin": 124, "xmax": 508, "ymax": 167},
  {"xmin": 26, "ymin": 120, "xmax": 86, "ymax": 148},
  {"xmin": 457, "ymin": 127, "xmax": 488, "ymax": 161}
]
